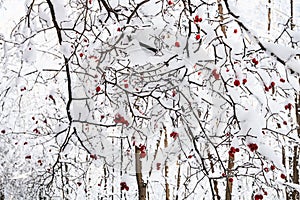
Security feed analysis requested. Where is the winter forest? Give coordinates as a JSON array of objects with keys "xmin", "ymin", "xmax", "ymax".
[{"xmin": 0, "ymin": 0, "xmax": 300, "ymax": 199}]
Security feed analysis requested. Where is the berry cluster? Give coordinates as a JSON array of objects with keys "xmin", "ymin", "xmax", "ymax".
[
  {"xmin": 170, "ymin": 131, "xmax": 179, "ymax": 140},
  {"xmin": 139, "ymin": 144, "xmax": 147, "ymax": 158},
  {"xmin": 252, "ymin": 58, "xmax": 259, "ymax": 65},
  {"xmin": 247, "ymin": 143, "xmax": 258, "ymax": 152},
  {"xmin": 120, "ymin": 182, "xmax": 129, "ymax": 191},
  {"xmin": 194, "ymin": 15, "xmax": 202, "ymax": 23},
  {"xmin": 114, "ymin": 114, "xmax": 129, "ymax": 126},
  {"xmin": 228, "ymin": 146, "xmax": 240, "ymax": 158},
  {"xmin": 284, "ymin": 103, "xmax": 292, "ymax": 111}
]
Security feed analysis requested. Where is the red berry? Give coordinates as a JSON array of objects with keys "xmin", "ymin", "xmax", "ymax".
[
  {"xmin": 79, "ymin": 53, "xmax": 84, "ymax": 57},
  {"xmin": 283, "ymin": 121, "xmax": 287, "ymax": 125},
  {"xmin": 188, "ymin": 155, "xmax": 193, "ymax": 159},
  {"xmin": 280, "ymin": 173, "xmax": 286, "ymax": 179},
  {"xmin": 270, "ymin": 82, "xmax": 275, "ymax": 87},
  {"xmin": 280, "ymin": 78, "xmax": 285, "ymax": 83},
  {"xmin": 252, "ymin": 58, "xmax": 257, "ymax": 63},
  {"xmin": 264, "ymin": 167, "xmax": 269, "ymax": 172},
  {"xmin": 234, "ymin": 29, "xmax": 238, "ymax": 33},
  {"xmin": 265, "ymin": 86, "xmax": 269, "ymax": 92},
  {"xmin": 228, "ymin": 178, "xmax": 233, "ymax": 182},
  {"xmin": 168, "ymin": 0, "xmax": 173, "ymax": 5},
  {"xmin": 242, "ymin": 78, "xmax": 247, "ymax": 84},
  {"xmin": 175, "ymin": 41, "xmax": 180, "ymax": 47},
  {"xmin": 270, "ymin": 165, "xmax": 276, "ymax": 170},
  {"xmin": 124, "ymin": 83, "xmax": 129, "ymax": 88},
  {"xmin": 96, "ymin": 86, "xmax": 101, "ymax": 92},
  {"xmin": 117, "ymin": 27, "xmax": 121, "ymax": 32},
  {"xmin": 195, "ymin": 34, "xmax": 201, "ymax": 40},
  {"xmin": 234, "ymin": 79, "xmax": 240, "ymax": 86},
  {"xmin": 222, "ymin": 173, "xmax": 226, "ymax": 177}
]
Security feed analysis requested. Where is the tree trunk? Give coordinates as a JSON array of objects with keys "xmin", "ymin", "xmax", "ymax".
[{"xmin": 135, "ymin": 146, "xmax": 146, "ymax": 200}]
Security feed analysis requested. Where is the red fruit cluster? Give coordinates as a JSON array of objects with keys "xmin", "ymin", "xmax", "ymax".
[
  {"xmin": 194, "ymin": 15, "xmax": 202, "ymax": 23},
  {"xmin": 252, "ymin": 58, "xmax": 259, "ymax": 65},
  {"xmin": 114, "ymin": 114, "xmax": 129, "ymax": 126},
  {"xmin": 247, "ymin": 143, "xmax": 258, "ymax": 152},
  {"xmin": 170, "ymin": 131, "xmax": 179, "ymax": 140},
  {"xmin": 120, "ymin": 182, "xmax": 129, "ymax": 191},
  {"xmin": 139, "ymin": 144, "xmax": 147, "ymax": 158},
  {"xmin": 234, "ymin": 79, "xmax": 240, "ymax": 86},
  {"xmin": 242, "ymin": 78, "xmax": 247, "ymax": 85},
  {"xmin": 254, "ymin": 194, "xmax": 264, "ymax": 200},
  {"xmin": 168, "ymin": 0, "xmax": 173, "ymax": 5},
  {"xmin": 228, "ymin": 146, "xmax": 240, "ymax": 157},
  {"xmin": 90, "ymin": 154, "xmax": 97, "ymax": 160},
  {"xmin": 284, "ymin": 103, "xmax": 292, "ymax": 111}
]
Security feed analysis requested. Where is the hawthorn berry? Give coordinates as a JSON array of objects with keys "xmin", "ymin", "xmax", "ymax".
[
  {"xmin": 168, "ymin": 0, "xmax": 173, "ymax": 5},
  {"xmin": 264, "ymin": 167, "xmax": 269, "ymax": 172},
  {"xmin": 228, "ymin": 178, "xmax": 233, "ymax": 182},
  {"xmin": 242, "ymin": 78, "xmax": 247, "ymax": 85},
  {"xmin": 175, "ymin": 41, "xmax": 180, "ymax": 47},
  {"xmin": 96, "ymin": 86, "xmax": 101, "ymax": 92},
  {"xmin": 280, "ymin": 78, "xmax": 285, "ymax": 83},
  {"xmin": 195, "ymin": 34, "xmax": 201, "ymax": 40},
  {"xmin": 79, "ymin": 53, "xmax": 84, "ymax": 57},
  {"xmin": 117, "ymin": 27, "xmax": 121, "ymax": 32},
  {"xmin": 270, "ymin": 165, "xmax": 276, "ymax": 170},
  {"xmin": 280, "ymin": 173, "xmax": 286, "ymax": 179},
  {"xmin": 270, "ymin": 82, "xmax": 275, "ymax": 87},
  {"xmin": 233, "ymin": 29, "xmax": 238, "ymax": 34},
  {"xmin": 234, "ymin": 79, "xmax": 240, "ymax": 86},
  {"xmin": 283, "ymin": 121, "xmax": 287, "ymax": 125}
]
